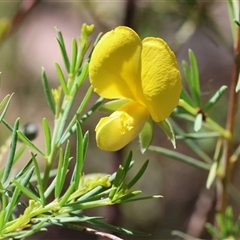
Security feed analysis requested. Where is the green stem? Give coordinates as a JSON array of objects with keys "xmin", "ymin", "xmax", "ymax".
[
  {"xmin": 178, "ymin": 99, "xmax": 231, "ymax": 139},
  {"xmin": 206, "ymin": 118, "xmax": 231, "ymax": 140},
  {"xmin": 178, "ymin": 99, "xmax": 197, "ymax": 115}
]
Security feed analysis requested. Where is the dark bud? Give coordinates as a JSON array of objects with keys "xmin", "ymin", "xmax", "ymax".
[{"xmin": 22, "ymin": 123, "xmax": 38, "ymax": 141}]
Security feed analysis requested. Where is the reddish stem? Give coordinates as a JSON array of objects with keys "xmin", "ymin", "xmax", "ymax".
[{"xmin": 216, "ymin": 21, "xmax": 240, "ymax": 215}]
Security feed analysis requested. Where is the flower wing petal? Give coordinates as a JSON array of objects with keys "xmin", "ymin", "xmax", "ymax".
[
  {"xmin": 89, "ymin": 26, "xmax": 144, "ymax": 101},
  {"xmin": 141, "ymin": 37, "xmax": 182, "ymax": 122},
  {"xmin": 95, "ymin": 101, "xmax": 149, "ymax": 151}
]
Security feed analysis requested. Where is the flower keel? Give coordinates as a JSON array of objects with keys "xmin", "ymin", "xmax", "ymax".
[{"xmin": 95, "ymin": 101, "xmax": 150, "ymax": 151}]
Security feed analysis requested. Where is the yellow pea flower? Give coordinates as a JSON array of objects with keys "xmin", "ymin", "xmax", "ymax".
[{"xmin": 89, "ymin": 26, "xmax": 182, "ymax": 151}]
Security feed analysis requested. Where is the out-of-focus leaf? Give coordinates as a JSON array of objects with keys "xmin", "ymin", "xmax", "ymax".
[
  {"xmin": 188, "ymin": 49, "xmax": 201, "ymax": 106},
  {"xmin": 227, "ymin": 0, "xmax": 240, "ymax": 44},
  {"xmin": 176, "ymin": 132, "xmax": 219, "ymax": 139},
  {"xmin": 206, "ymin": 162, "xmax": 217, "ymax": 189},
  {"xmin": 180, "ymin": 88, "xmax": 193, "ymax": 105},
  {"xmin": 194, "ymin": 113, "xmax": 202, "ymax": 132},
  {"xmin": 236, "ymin": 72, "xmax": 240, "ymax": 92},
  {"xmin": 149, "ymin": 146, "xmax": 210, "ymax": 170},
  {"xmin": 172, "ymin": 230, "xmax": 202, "ymax": 240}
]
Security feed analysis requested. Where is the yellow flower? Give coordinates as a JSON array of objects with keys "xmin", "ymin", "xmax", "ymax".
[{"xmin": 89, "ymin": 26, "xmax": 182, "ymax": 151}]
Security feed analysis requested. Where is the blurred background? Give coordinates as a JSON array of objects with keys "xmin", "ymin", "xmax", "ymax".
[{"xmin": 0, "ymin": 0, "xmax": 235, "ymax": 239}]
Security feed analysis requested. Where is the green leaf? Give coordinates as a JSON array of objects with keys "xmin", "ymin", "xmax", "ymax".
[
  {"xmin": 87, "ymin": 219, "xmax": 149, "ymax": 236},
  {"xmin": 59, "ymin": 86, "xmax": 93, "ymax": 145},
  {"xmin": 176, "ymin": 132, "xmax": 220, "ymax": 140},
  {"xmin": 203, "ymin": 85, "xmax": 228, "ymax": 112},
  {"xmin": 127, "ymin": 160, "xmax": 149, "ymax": 189},
  {"xmin": 75, "ymin": 86, "xmax": 93, "ymax": 116},
  {"xmin": 149, "ymin": 146, "xmax": 210, "ymax": 170},
  {"xmin": 7, "ymin": 220, "xmax": 47, "ymax": 239},
  {"xmin": 206, "ymin": 162, "xmax": 217, "ymax": 189},
  {"xmin": 56, "ymin": 27, "xmax": 70, "ymax": 73},
  {"xmin": 41, "ymin": 68, "xmax": 55, "ymax": 114},
  {"xmin": 32, "ymin": 153, "xmax": 45, "ymax": 205},
  {"xmin": 225, "ymin": 206, "xmax": 234, "ymax": 233},
  {"xmin": 2, "ymin": 119, "xmax": 13, "ymax": 132},
  {"xmin": 205, "ymin": 223, "xmax": 223, "ymax": 239},
  {"xmin": 139, "ymin": 118, "xmax": 153, "ymax": 153},
  {"xmin": 80, "ymin": 97, "xmax": 104, "ymax": 123},
  {"xmin": 13, "ymin": 177, "xmax": 39, "ymax": 202},
  {"xmin": 180, "ymin": 88, "xmax": 193, "ymax": 105},
  {"xmin": 42, "ymin": 118, "xmax": 51, "ymax": 155},
  {"xmin": 55, "ymin": 142, "xmax": 71, "ymax": 198},
  {"xmin": 182, "ymin": 61, "xmax": 192, "ymax": 90},
  {"xmin": 44, "ymin": 176, "xmax": 57, "ymax": 199},
  {"xmin": 17, "ymin": 130, "xmax": 45, "ymax": 156},
  {"xmin": 170, "ymin": 119, "xmax": 213, "ymax": 164},
  {"xmin": 60, "ymin": 92, "xmax": 99, "ymax": 145},
  {"xmin": 194, "ymin": 113, "xmax": 202, "ymax": 132},
  {"xmin": 158, "ymin": 118, "xmax": 176, "ymax": 149},
  {"xmin": 35, "ymin": 214, "xmax": 102, "ymax": 224},
  {"xmin": 99, "ymin": 99, "xmax": 130, "ymax": 113},
  {"xmin": 228, "ymin": 0, "xmax": 239, "ymax": 22},
  {"xmin": 234, "ymin": 19, "xmax": 240, "ymax": 27},
  {"xmin": 231, "ymin": 143, "xmax": 240, "ymax": 163},
  {"xmin": 113, "ymin": 191, "xmax": 142, "ymax": 203},
  {"xmin": 72, "ymin": 121, "xmax": 85, "ymax": 190},
  {"xmin": 55, "ymin": 148, "xmax": 64, "ymax": 198},
  {"xmin": 0, "ymin": 94, "xmax": 11, "ymax": 111},
  {"xmin": 55, "ymin": 62, "xmax": 68, "ymax": 95},
  {"xmin": 82, "ymin": 131, "xmax": 89, "ymax": 166},
  {"xmin": 110, "ymin": 166, "xmax": 124, "ymax": 198},
  {"xmin": 109, "ymin": 152, "xmax": 133, "ymax": 200},
  {"xmin": 172, "ymin": 230, "xmax": 203, "ymax": 240},
  {"xmin": 216, "ymin": 213, "xmax": 226, "ymax": 236},
  {"xmin": 121, "ymin": 151, "xmax": 133, "ymax": 176},
  {"xmin": 74, "ymin": 61, "xmax": 89, "ymax": 91},
  {"xmin": 0, "ymin": 211, "xmax": 5, "ymax": 233},
  {"xmin": 4, "ymin": 166, "xmax": 35, "ymax": 224},
  {"xmin": 14, "ymin": 158, "xmax": 33, "ymax": 181},
  {"xmin": 122, "ymin": 195, "xmax": 162, "ymax": 203},
  {"xmin": 59, "ymin": 183, "xmax": 75, "ymax": 206},
  {"xmin": 0, "ymin": 93, "xmax": 13, "ymax": 123},
  {"xmin": 4, "ymin": 185, "xmax": 21, "ymax": 224},
  {"xmin": 13, "ymin": 144, "xmax": 27, "ymax": 165},
  {"xmin": 70, "ymin": 38, "xmax": 78, "ymax": 74},
  {"xmin": 188, "ymin": 49, "xmax": 201, "ymax": 106},
  {"xmin": 227, "ymin": 0, "xmax": 239, "ymax": 44},
  {"xmin": 2, "ymin": 118, "xmax": 19, "ymax": 183}
]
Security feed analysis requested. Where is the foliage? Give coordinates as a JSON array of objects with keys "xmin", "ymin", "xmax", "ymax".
[
  {"xmin": 0, "ymin": 1, "xmax": 240, "ymax": 240},
  {"xmin": 0, "ymin": 23, "xmax": 160, "ymax": 239}
]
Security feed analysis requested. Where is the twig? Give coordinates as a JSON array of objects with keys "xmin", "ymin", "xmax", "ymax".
[
  {"xmin": 216, "ymin": 16, "xmax": 240, "ymax": 216},
  {"xmin": 3, "ymin": 0, "xmax": 41, "ymax": 40},
  {"xmin": 84, "ymin": 226, "xmax": 124, "ymax": 240}
]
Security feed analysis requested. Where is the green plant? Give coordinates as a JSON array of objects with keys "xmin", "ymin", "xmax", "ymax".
[{"xmin": 0, "ymin": 24, "xmax": 160, "ymax": 239}]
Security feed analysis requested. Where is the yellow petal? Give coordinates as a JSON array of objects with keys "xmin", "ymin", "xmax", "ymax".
[
  {"xmin": 95, "ymin": 101, "xmax": 149, "ymax": 151},
  {"xmin": 89, "ymin": 26, "xmax": 145, "ymax": 102},
  {"xmin": 141, "ymin": 37, "xmax": 182, "ymax": 122}
]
